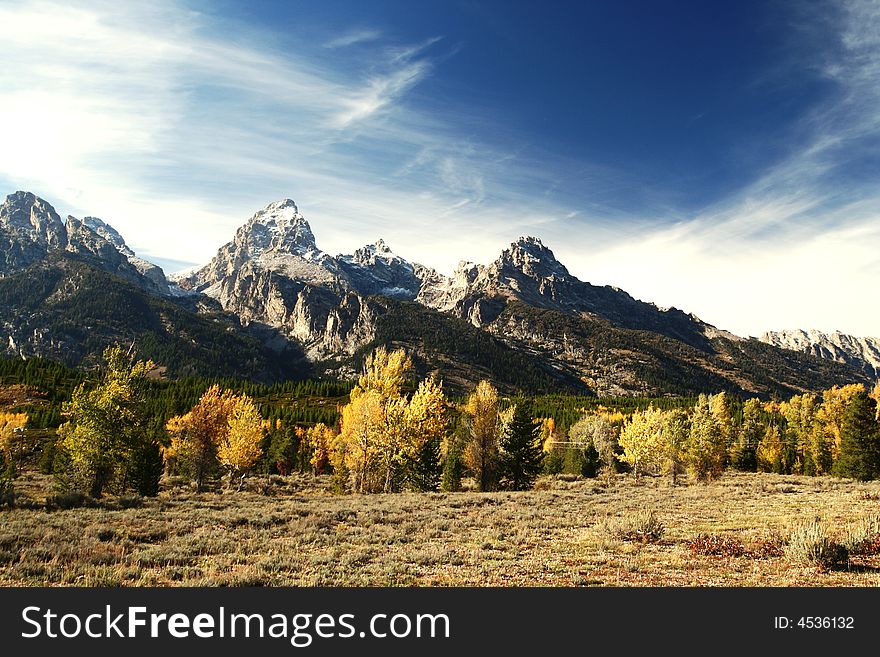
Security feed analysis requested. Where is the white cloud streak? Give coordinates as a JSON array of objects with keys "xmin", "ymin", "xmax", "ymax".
[
  {"xmin": 0, "ymin": 0, "xmax": 877, "ymax": 339},
  {"xmin": 571, "ymin": 0, "xmax": 880, "ymax": 338},
  {"xmin": 324, "ymin": 28, "xmax": 382, "ymax": 49}
]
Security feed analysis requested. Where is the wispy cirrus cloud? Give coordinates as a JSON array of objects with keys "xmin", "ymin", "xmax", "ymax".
[
  {"xmin": 0, "ymin": 0, "xmax": 877, "ymax": 338},
  {"xmin": 0, "ymin": 0, "xmax": 625, "ymax": 274},
  {"xmin": 324, "ymin": 28, "xmax": 382, "ymax": 49},
  {"xmin": 578, "ymin": 0, "xmax": 880, "ymax": 337}
]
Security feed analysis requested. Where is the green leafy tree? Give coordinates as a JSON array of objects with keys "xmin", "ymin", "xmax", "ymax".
[
  {"xmin": 499, "ymin": 402, "xmax": 544, "ymax": 490},
  {"xmin": 569, "ymin": 413, "xmax": 619, "ymax": 480},
  {"xmin": 731, "ymin": 398, "xmax": 763, "ymax": 471},
  {"xmin": 268, "ymin": 425, "xmax": 299, "ymax": 475},
  {"xmin": 60, "ymin": 345, "xmax": 156, "ymax": 498},
  {"xmin": 685, "ymin": 394, "xmax": 726, "ymax": 481},
  {"xmin": 663, "ymin": 408, "xmax": 690, "ymax": 485},
  {"xmin": 0, "ymin": 450, "xmax": 13, "ymax": 507}
]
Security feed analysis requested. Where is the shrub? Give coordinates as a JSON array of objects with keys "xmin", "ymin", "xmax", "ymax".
[
  {"xmin": 843, "ymin": 515, "xmax": 880, "ymax": 556},
  {"xmin": 688, "ymin": 533, "xmax": 745, "ymax": 557},
  {"xmin": 598, "ymin": 509, "xmax": 664, "ymax": 543},
  {"xmin": 44, "ymin": 491, "xmax": 98, "ymax": 510},
  {"xmin": 748, "ymin": 536, "xmax": 785, "ymax": 559},
  {"xmin": 0, "ymin": 453, "xmax": 13, "ymax": 508},
  {"xmin": 784, "ymin": 517, "xmax": 848, "ymax": 571}
]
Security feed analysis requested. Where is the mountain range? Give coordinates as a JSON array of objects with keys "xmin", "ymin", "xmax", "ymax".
[
  {"xmin": 0, "ymin": 190, "xmax": 872, "ymax": 396},
  {"xmin": 760, "ymin": 329, "xmax": 880, "ymax": 380}
]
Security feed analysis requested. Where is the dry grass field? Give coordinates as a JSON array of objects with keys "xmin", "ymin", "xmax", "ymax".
[{"xmin": 2, "ymin": 471, "xmax": 880, "ymax": 586}]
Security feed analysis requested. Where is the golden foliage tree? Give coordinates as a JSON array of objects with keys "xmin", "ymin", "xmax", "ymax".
[
  {"xmin": 335, "ymin": 348, "xmax": 449, "ymax": 493},
  {"xmin": 756, "ymin": 424, "xmax": 786, "ymax": 473},
  {"xmin": 463, "ymin": 380, "xmax": 501, "ymax": 491},
  {"xmin": 685, "ymin": 394, "xmax": 727, "ymax": 481},
  {"xmin": 306, "ymin": 423, "xmax": 336, "ymax": 475},
  {"xmin": 619, "ymin": 407, "xmax": 667, "ymax": 478},
  {"xmin": 166, "ymin": 385, "xmax": 264, "ymax": 491},
  {"xmin": 0, "ymin": 412, "xmax": 28, "ymax": 473},
  {"xmin": 218, "ymin": 395, "xmax": 264, "ymax": 487}
]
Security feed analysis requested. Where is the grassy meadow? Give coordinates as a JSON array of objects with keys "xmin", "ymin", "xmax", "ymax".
[{"xmin": 3, "ymin": 471, "xmax": 880, "ymax": 587}]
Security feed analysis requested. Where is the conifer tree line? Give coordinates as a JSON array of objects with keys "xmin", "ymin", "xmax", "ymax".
[{"xmin": 1, "ymin": 345, "xmax": 879, "ymax": 504}]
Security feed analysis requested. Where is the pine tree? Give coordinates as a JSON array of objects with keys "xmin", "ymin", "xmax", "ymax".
[
  {"xmin": 731, "ymin": 398, "xmax": 762, "ymax": 471},
  {"xmin": 441, "ymin": 433, "xmax": 464, "ymax": 492},
  {"xmin": 408, "ymin": 435, "xmax": 442, "ymax": 492},
  {"xmin": 832, "ymin": 391, "xmax": 880, "ymax": 481},
  {"xmin": 499, "ymin": 403, "xmax": 544, "ymax": 491},
  {"xmin": 127, "ymin": 439, "xmax": 164, "ymax": 496}
]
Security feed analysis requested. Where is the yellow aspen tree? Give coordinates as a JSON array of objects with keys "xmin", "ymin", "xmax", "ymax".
[
  {"xmin": 618, "ymin": 407, "xmax": 666, "ymax": 478},
  {"xmin": 463, "ymin": 380, "xmax": 501, "ymax": 491},
  {"xmin": 709, "ymin": 392, "xmax": 734, "ymax": 460},
  {"xmin": 218, "ymin": 394, "xmax": 264, "ymax": 487},
  {"xmin": 338, "ymin": 388, "xmax": 384, "ymax": 493},
  {"xmin": 0, "ymin": 412, "xmax": 28, "ymax": 473},
  {"xmin": 404, "ymin": 376, "xmax": 447, "ymax": 491},
  {"xmin": 165, "ymin": 385, "xmax": 232, "ymax": 491},
  {"xmin": 757, "ymin": 424, "xmax": 786, "ymax": 473},
  {"xmin": 306, "ymin": 423, "xmax": 335, "ymax": 475},
  {"xmin": 357, "ymin": 346, "xmax": 412, "ymax": 398}
]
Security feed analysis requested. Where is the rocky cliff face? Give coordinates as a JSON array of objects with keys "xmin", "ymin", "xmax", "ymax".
[
  {"xmin": 175, "ymin": 200, "xmax": 385, "ymax": 359},
  {"xmin": 0, "ymin": 192, "xmax": 169, "ymax": 295},
  {"xmin": 415, "ymin": 236, "xmax": 715, "ymax": 350},
  {"xmin": 81, "ymin": 216, "xmax": 169, "ymax": 293},
  {"xmin": 761, "ymin": 329, "xmax": 880, "ymax": 379},
  {"xmin": 172, "ymin": 198, "xmax": 873, "ymax": 395},
  {"xmin": 2, "ymin": 191, "xmax": 870, "ymax": 396},
  {"xmin": 0, "ymin": 191, "xmax": 68, "ymax": 275}
]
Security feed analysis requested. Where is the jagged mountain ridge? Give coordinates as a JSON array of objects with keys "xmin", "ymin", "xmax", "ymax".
[
  {"xmin": 0, "ymin": 253, "xmax": 311, "ymax": 381},
  {"xmin": 175, "ymin": 197, "xmax": 870, "ymax": 396},
  {"xmin": 0, "ymin": 191, "xmax": 170, "ymax": 296},
  {"xmin": 761, "ymin": 329, "xmax": 880, "ymax": 379},
  {"xmin": 177, "ymin": 198, "xmax": 717, "ymax": 354},
  {"xmin": 0, "ymin": 191, "xmax": 872, "ymax": 395}
]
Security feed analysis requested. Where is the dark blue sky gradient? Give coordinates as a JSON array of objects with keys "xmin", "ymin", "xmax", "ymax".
[{"xmin": 226, "ymin": 0, "xmax": 843, "ymax": 214}]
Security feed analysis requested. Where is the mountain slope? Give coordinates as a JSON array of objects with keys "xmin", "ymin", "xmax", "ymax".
[
  {"xmin": 2, "ymin": 192, "xmax": 871, "ymax": 396},
  {"xmin": 761, "ymin": 329, "xmax": 880, "ymax": 379},
  {"xmin": 174, "ymin": 197, "xmax": 871, "ymax": 396},
  {"xmin": 0, "ymin": 253, "xmax": 310, "ymax": 381},
  {"xmin": 0, "ymin": 191, "xmax": 170, "ymax": 295}
]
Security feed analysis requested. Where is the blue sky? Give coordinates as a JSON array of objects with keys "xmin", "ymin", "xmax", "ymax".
[{"xmin": 0, "ymin": 0, "xmax": 878, "ymax": 337}]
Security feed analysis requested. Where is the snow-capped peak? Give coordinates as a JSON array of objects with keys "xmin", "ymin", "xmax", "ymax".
[
  {"xmin": 82, "ymin": 216, "xmax": 135, "ymax": 258},
  {"xmin": 498, "ymin": 235, "xmax": 569, "ymax": 279},
  {"xmin": 238, "ymin": 198, "xmax": 319, "ymax": 259}
]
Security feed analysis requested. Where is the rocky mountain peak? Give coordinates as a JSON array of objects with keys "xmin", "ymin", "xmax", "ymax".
[
  {"xmin": 82, "ymin": 216, "xmax": 135, "ymax": 258},
  {"xmin": 491, "ymin": 235, "xmax": 570, "ymax": 282},
  {"xmin": 348, "ymin": 239, "xmax": 404, "ymax": 266},
  {"xmin": 761, "ymin": 329, "xmax": 880, "ymax": 378},
  {"xmin": 0, "ymin": 191, "xmax": 67, "ymax": 249},
  {"xmin": 238, "ymin": 198, "xmax": 317, "ymax": 258}
]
